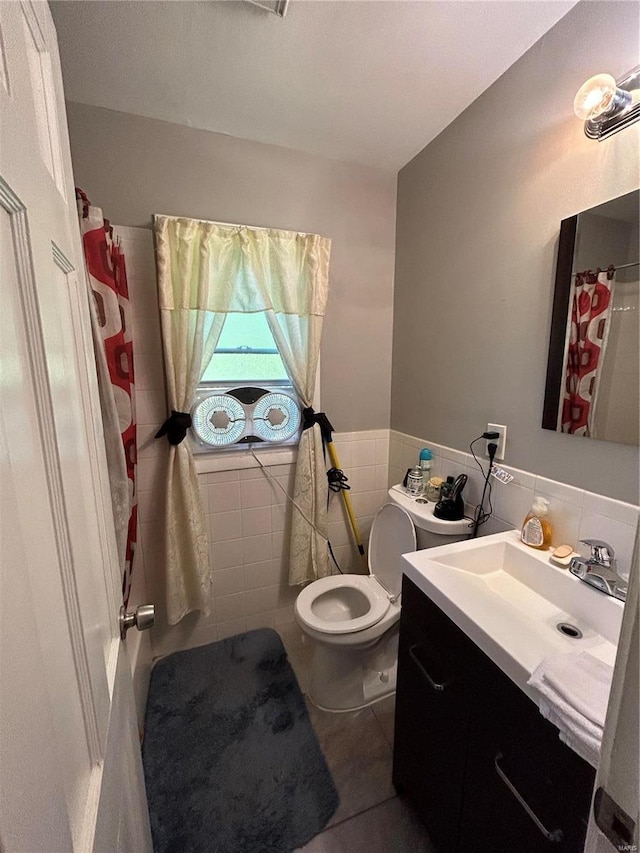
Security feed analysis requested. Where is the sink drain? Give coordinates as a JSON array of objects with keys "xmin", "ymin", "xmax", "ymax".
[{"xmin": 557, "ymin": 622, "xmax": 583, "ymax": 639}]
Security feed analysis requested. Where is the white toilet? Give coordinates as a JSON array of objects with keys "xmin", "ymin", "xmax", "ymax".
[{"xmin": 294, "ymin": 487, "xmax": 470, "ymax": 712}]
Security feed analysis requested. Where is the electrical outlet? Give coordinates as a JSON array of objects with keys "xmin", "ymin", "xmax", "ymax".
[{"xmin": 486, "ymin": 423, "xmax": 507, "ymax": 460}]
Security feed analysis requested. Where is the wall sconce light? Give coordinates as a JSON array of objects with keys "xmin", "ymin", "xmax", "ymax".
[{"xmin": 574, "ymin": 66, "xmax": 640, "ymax": 140}]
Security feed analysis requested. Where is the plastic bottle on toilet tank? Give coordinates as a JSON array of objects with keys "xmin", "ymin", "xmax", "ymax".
[{"xmin": 419, "ymin": 448, "xmax": 432, "ymax": 486}]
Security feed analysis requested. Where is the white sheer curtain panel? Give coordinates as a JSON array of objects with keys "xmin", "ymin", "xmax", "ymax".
[
  {"xmin": 245, "ymin": 229, "xmax": 331, "ymax": 585},
  {"xmin": 155, "ymin": 217, "xmax": 232, "ymax": 624},
  {"xmin": 154, "ymin": 216, "xmax": 331, "ymax": 623}
]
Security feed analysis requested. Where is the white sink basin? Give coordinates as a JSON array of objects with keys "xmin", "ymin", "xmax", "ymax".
[{"xmin": 402, "ymin": 530, "xmax": 624, "ymax": 701}]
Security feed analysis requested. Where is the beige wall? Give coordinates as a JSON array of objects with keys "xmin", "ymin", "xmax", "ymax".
[
  {"xmin": 392, "ymin": 1, "xmax": 640, "ymax": 505},
  {"xmin": 65, "ymin": 102, "xmax": 397, "ymax": 432}
]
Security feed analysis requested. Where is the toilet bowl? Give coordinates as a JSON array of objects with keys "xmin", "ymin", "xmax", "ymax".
[
  {"xmin": 295, "ymin": 488, "xmax": 470, "ymax": 712},
  {"xmin": 295, "ymin": 574, "xmax": 399, "ymax": 647}
]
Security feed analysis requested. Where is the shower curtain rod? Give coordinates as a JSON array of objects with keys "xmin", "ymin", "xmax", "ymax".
[
  {"xmin": 610, "ymin": 261, "xmax": 638, "ymax": 271},
  {"xmin": 574, "ymin": 261, "xmax": 639, "ymax": 275}
]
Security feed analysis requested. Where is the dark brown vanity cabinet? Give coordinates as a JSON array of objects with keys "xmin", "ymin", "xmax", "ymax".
[{"xmin": 393, "ymin": 576, "xmax": 596, "ymax": 853}]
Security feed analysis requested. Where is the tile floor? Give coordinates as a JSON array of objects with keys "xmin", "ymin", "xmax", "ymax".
[{"xmin": 278, "ymin": 623, "xmax": 435, "ymax": 852}]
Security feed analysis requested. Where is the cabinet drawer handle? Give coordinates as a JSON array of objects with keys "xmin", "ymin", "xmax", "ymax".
[
  {"xmin": 494, "ymin": 753, "xmax": 564, "ymax": 844},
  {"xmin": 408, "ymin": 644, "xmax": 451, "ymax": 692}
]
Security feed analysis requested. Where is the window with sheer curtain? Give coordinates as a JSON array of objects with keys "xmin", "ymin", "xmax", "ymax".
[{"xmin": 153, "ymin": 215, "xmax": 332, "ymax": 624}]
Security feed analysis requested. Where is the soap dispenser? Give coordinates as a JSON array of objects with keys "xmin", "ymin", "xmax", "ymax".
[{"xmin": 521, "ymin": 497, "xmax": 552, "ymax": 550}]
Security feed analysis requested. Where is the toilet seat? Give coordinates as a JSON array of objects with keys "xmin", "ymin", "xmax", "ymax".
[
  {"xmin": 295, "ymin": 574, "xmax": 390, "ymax": 635},
  {"xmin": 295, "ymin": 503, "xmax": 416, "ymax": 637},
  {"xmin": 368, "ymin": 503, "xmax": 416, "ymax": 598}
]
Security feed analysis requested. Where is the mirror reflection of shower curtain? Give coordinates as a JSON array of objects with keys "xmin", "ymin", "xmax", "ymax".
[
  {"xmin": 591, "ymin": 271, "xmax": 640, "ymax": 444},
  {"xmin": 561, "ymin": 269, "xmax": 614, "ymax": 436}
]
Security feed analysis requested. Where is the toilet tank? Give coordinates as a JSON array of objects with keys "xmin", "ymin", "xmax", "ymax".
[
  {"xmin": 388, "ymin": 487, "xmax": 470, "ymax": 550},
  {"xmin": 415, "ymin": 527, "xmax": 470, "ymax": 549}
]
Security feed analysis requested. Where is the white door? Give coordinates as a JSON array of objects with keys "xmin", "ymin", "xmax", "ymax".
[{"xmin": 0, "ymin": 2, "xmax": 152, "ymax": 850}]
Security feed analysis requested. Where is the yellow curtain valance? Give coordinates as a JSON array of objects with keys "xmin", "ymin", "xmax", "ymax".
[{"xmin": 155, "ymin": 215, "xmax": 330, "ymax": 316}]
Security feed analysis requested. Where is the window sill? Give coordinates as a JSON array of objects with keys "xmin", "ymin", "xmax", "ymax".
[{"xmin": 193, "ymin": 445, "xmax": 298, "ymax": 475}]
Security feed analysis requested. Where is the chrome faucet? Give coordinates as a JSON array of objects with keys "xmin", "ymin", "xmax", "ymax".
[{"xmin": 569, "ymin": 539, "xmax": 627, "ymax": 602}]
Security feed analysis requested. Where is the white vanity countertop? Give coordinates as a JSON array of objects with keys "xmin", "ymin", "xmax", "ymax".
[{"xmin": 401, "ymin": 530, "xmax": 623, "ymax": 705}]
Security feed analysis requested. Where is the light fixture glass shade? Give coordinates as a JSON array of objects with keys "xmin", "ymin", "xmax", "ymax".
[{"xmin": 573, "ymin": 73, "xmax": 617, "ymax": 120}]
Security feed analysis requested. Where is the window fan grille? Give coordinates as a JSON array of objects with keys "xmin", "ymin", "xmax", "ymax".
[{"xmin": 191, "ymin": 385, "xmax": 301, "ymax": 452}]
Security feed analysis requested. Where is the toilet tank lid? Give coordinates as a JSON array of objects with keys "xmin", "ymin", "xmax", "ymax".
[
  {"xmin": 388, "ymin": 486, "xmax": 470, "ymax": 535},
  {"xmin": 368, "ymin": 503, "xmax": 416, "ymax": 597}
]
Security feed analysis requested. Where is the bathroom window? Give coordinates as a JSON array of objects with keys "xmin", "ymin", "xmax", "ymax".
[
  {"xmin": 200, "ymin": 313, "xmax": 289, "ymax": 383},
  {"xmin": 192, "ymin": 312, "xmax": 302, "ymax": 452}
]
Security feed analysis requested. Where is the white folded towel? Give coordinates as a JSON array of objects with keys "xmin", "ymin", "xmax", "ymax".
[
  {"xmin": 527, "ymin": 651, "xmax": 614, "ymax": 769},
  {"xmin": 537, "ymin": 697, "xmax": 602, "ymax": 768}
]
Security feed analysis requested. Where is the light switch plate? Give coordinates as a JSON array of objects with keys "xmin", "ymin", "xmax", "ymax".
[{"xmin": 487, "ymin": 423, "xmax": 507, "ymax": 460}]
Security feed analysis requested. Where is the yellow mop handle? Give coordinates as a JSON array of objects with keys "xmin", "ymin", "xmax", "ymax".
[{"xmin": 326, "ymin": 440, "xmax": 368, "ymax": 571}]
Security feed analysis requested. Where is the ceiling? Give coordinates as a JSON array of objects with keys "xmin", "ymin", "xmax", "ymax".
[{"xmin": 51, "ymin": 0, "xmax": 577, "ymax": 172}]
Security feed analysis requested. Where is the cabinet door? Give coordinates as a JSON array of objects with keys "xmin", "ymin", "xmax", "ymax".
[
  {"xmin": 393, "ymin": 611, "xmax": 470, "ymax": 851},
  {"xmin": 459, "ymin": 656, "xmax": 595, "ymax": 853},
  {"xmin": 394, "ymin": 578, "xmax": 595, "ymax": 853},
  {"xmin": 459, "ymin": 730, "xmax": 594, "ymax": 852}
]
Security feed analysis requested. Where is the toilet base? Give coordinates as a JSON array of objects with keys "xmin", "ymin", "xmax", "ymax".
[{"xmin": 307, "ymin": 626, "xmax": 399, "ymax": 713}]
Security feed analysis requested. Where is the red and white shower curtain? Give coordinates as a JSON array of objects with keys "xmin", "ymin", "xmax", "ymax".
[
  {"xmin": 77, "ymin": 189, "xmax": 137, "ymax": 605},
  {"xmin": 561, "ymin": 268, "xmax": 613, "ymax": 436}
]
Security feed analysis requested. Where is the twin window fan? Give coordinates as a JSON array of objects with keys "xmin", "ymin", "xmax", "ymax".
[
  {"xmin": 191, "ymin": 313, "xmax": 301, "ymax": 451},
  {"xmin": 191, "ymin": 385, "xmax": 301, "ymax": 450}
]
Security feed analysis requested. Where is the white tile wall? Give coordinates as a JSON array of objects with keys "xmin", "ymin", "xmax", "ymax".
[
  {"xmin": 179, "ymin": 428, "xmax": 390, "ymax": 659},
  {"xmin": 390, "ymin": 430, "xmax": 639, "ymax": 580},
  {"xmin": 116, "ymin": 225, "xmax": 391, "ymax": 659}
]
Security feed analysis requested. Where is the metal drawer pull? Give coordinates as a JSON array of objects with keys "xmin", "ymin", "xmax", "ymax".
[
  {"xmin": 408, "ymin": 644, "xmax": 451, "ymax": 692},
  {"xmin": 494, "ymin": 753, "xmax": 564, "ymax": 844}
]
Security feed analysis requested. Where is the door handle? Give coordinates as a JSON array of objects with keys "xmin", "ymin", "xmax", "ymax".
[
  {"xmin": 119, "ymin": 604, "xmax": 155, "ymax": 640},
  {"xmin": 494, "ymin": 752, "xmax": 564, "ymax": 843},
  {"xmin": 408, "ymin": 644, "xmax": 452, "ymax": 692}
]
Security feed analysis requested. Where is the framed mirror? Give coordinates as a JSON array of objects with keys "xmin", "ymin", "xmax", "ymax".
[{"xmin": 543, "ymin": 190, "xmax": 639, "ymax": 446}]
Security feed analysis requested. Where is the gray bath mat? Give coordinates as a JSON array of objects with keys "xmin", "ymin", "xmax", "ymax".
[{"xmin": 142, "ymin": 628, "xmax": 339, "ymax": 853}]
